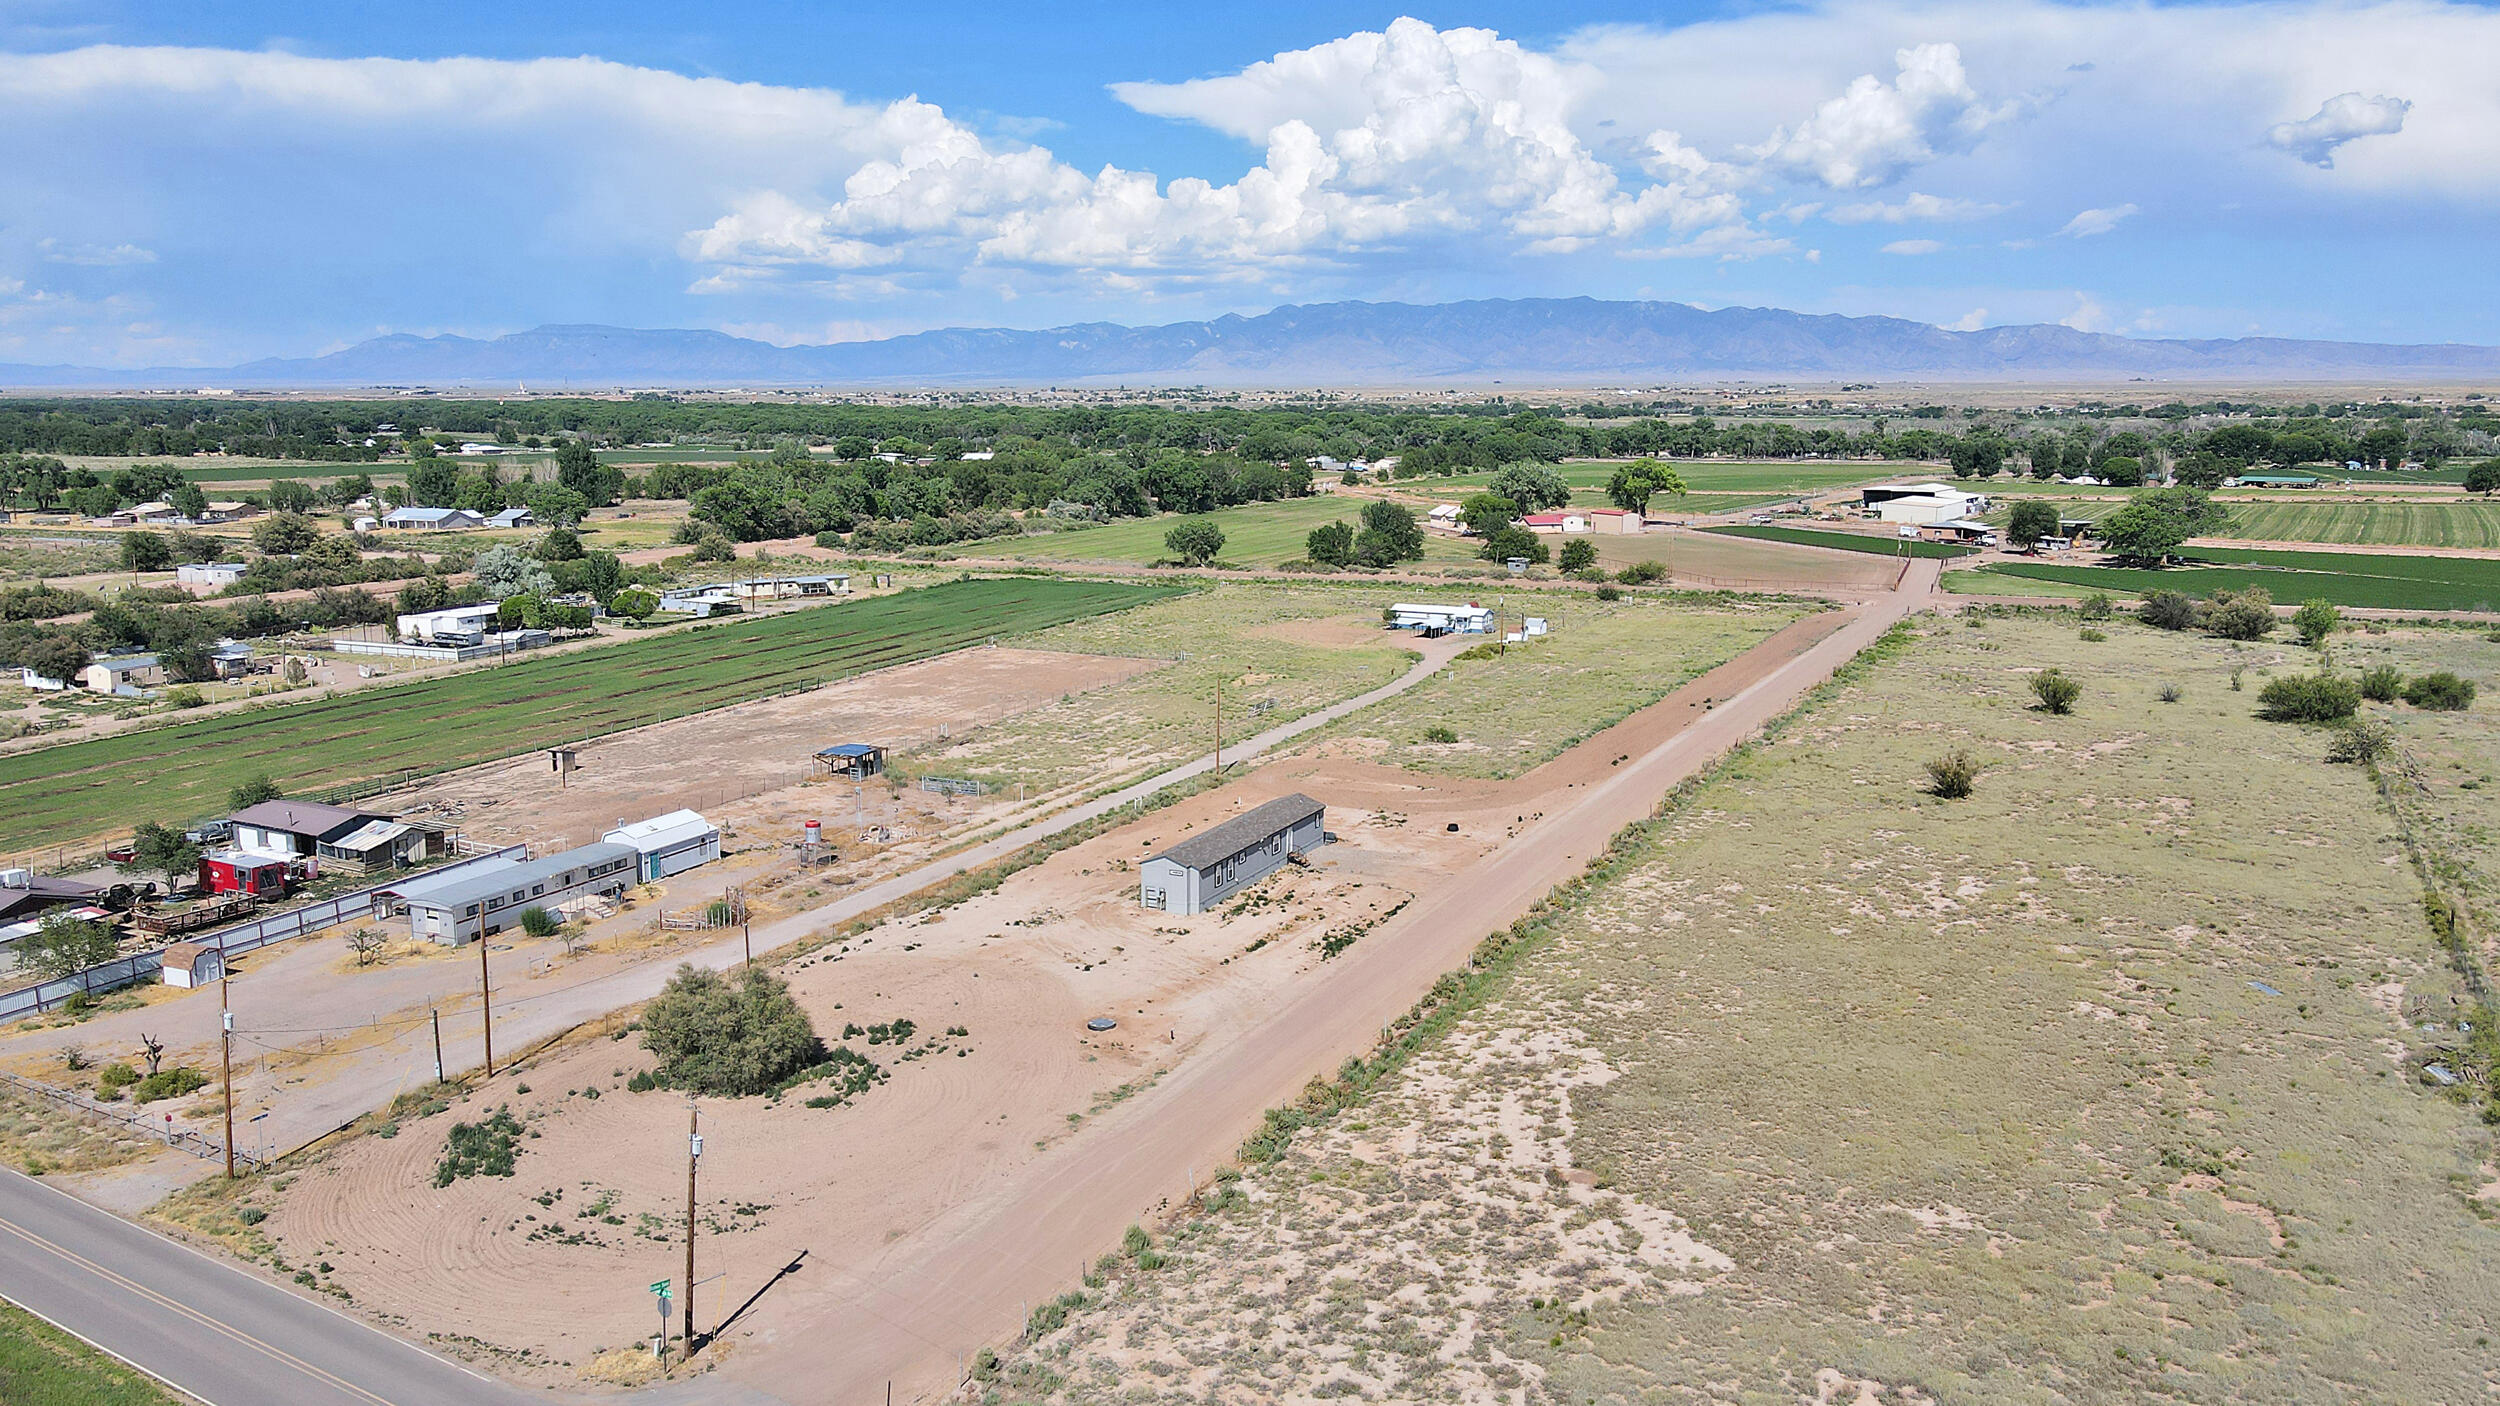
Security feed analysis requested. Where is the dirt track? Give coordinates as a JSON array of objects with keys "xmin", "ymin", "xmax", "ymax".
[{"xmin": 698, "ymin": 560, "xmax": 1938, "ymax": 1404}]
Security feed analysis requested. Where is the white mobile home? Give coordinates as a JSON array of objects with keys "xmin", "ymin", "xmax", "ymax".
[
  {"xmin": 603, "ymin": 809, "xmax": 722, "ymax": 882},
  {"xmin": 1388, "ymin": 602, "xmax": 1493, "ymax": 634}
]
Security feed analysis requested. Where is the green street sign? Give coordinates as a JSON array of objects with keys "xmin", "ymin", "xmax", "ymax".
[{"xmin": 649, "ymin": 1279, "xmax": 671, "ymax": 1297}]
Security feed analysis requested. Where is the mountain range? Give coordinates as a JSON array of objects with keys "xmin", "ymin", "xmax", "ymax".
[{"xmin": 6, "ymin": 298, "xmax": 2498, "ymax": 388}]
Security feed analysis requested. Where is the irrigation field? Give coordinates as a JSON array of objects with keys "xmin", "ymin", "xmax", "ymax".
[
  {"xmin": 2216, "ymin": 501, "xmax": 2500, "ymax": 549},
  {"xmin": 0, "ymin": 577, "xmax": 1177, "ymax": 853},
  {"xmin": 987, "ymin": 497, "xmax": 1478, "ymax": 569},
  {"xmin": 1977, "ymin": 545, "xmax": 2500, "ymax": 612},
  {"xmin": 1702, "ymin": 523, "xmax": 1976, "ymax": 559}
]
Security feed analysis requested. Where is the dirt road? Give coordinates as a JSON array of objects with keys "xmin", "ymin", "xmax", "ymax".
[{"xmin": 695, "ymin": 559, "xmax": 1939, "ymax": 1404}]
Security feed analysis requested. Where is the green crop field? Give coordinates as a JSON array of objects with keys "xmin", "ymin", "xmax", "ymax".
[
  {"xmin": 2219, "ymin": 501, "xmax": 2500, "ymax": 548},
  {"xmin": 0, "ymin": 577, "xmax": 1177, "ymax": 852},
  {"xmin": 1978, "ymin": 546, "xmax": 2500, "ymax": 612},
  {"xmin": 0, "ymin": 1299, "xmax": 177, "ymax": 1406},
  {"xmin": 987, "ymin": 497, "xmax": 1477, "ymax": 569},
  {"xmin": 1703, "ymin": 523, "xmax": 1975, "ymax": 559}
]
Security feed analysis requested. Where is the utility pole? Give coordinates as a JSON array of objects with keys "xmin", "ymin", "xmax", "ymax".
[
  {"xmin": 430, "ymin": 1008, "xmax": 444, "ymax": 1083},
  {"xmin": 684, "ymin": 1106, "xmax": 703, "ymax": 1358},
  {"xmin": 741, "ymin": 921, "xmax": 751, "ymax": 968},
  {"xmin": 478, "ymin": 936, "xmax": 495, "ymax": 1078},
  {"xmin": 219, "ymin": 975, "xmax": 235, "ymax": 1179},
  {"xmin": 1213, "ymin": 673, "xmax": 1222, "ymax": 772}
]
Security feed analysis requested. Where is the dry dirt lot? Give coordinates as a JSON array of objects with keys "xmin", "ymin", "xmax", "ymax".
[
  {"xmin": 153, "ymin": 605, "xmax": 1854, "ymax": 1387},
  {"xmin": 367, "ymin": 646, "xmax": 1166, "ymax": 853},
  {"xmin": 972, "ymin": 613, "xmax": 2500, "ymax": 1405}
]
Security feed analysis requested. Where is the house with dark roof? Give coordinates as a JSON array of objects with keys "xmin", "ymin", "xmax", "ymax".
[
  {"xmin": 1138, "ymin": 794, "xmax": 1326, "ymax": 916},
  {"xmin": 228, "ymin": 800, "xmax": 395, "ymax": 861}
]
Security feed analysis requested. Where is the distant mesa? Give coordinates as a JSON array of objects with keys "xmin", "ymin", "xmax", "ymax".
[{"xmin": 5, "ymin": 299, "xmax": 2497, "ymax": 388}]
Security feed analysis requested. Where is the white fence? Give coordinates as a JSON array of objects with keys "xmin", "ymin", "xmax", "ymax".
[{"xmin": 0, "ymin": 845, "xmax": 528, "ymax": 1024}]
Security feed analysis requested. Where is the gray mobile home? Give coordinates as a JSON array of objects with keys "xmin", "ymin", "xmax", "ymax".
[{"xmin": 1138, "ymin": 794, "xmax": 1325, "ymax": 916}]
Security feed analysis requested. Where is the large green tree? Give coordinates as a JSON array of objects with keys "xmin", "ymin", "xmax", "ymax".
[
  {"xmin": 2005, "ymin": 499, "xmax": 2062, "ymax": 551},
  {"xmin": 1605, "ymin": 462, "xmax": 1687, "ymax": 514},
  {"xmin": 1352, "ymin": 500, "xmax": 1424, "ymax": 567}
]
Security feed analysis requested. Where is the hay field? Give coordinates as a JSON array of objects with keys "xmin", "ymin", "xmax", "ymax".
[{"xmin": 978, "ymin": 615, "xmax": 2500, "ymax": 1404}]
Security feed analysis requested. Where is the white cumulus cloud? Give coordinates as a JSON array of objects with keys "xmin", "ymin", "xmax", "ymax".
[
  {"xmin": 1748, "ymin": 43, "xmax": 2011, "ymax": 189},
  {"xmin": 1882, "ymin": 238, "xmax": 1946, "ymax": 254},
  {"xmin": 2268, "ymin": 91, "xmax": 2410, "ymax": 167}
]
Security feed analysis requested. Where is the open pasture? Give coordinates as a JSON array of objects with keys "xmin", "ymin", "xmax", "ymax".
[
  {"xmin": 984, "ymin": 615, "xmax": 2500, "ymax": 1403},
  {"xmin": 0, "ymin": 577, "xmax": 1176, "ymax": 852},
  {"xmin": 1704, "ymin": 522, "xmax": 1975, "ymax": 559}
]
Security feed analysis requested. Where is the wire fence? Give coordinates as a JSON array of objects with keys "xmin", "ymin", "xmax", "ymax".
[{"xmin": 0, "ymin": 1068, "xmax": 261, "ymax": 1170}]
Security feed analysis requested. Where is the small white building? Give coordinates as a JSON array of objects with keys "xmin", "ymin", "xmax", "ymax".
[
  {"xmin": 1521, "ymin": 512, "xmax": 1589, "ymax": 534},
  {"xmin": 1389, "ymin": 602, "xmax": 1494, "ymax": 633},
  {"xmin": 1139, "ymin": 794, "xmax": 1326, "ymax": 916},
  {"xmin": 485, "ymin": 507, "xmax": 535, "ymax": 529},
  {"xmin": 159, "ymin": 942, "xmax": 225, "ymax": 988},
  {"xmin": 603, "ymin": 809, "xmax": 722, "ymax": 882},
  {"xmin": 352, "ymin": 515, "xmax": 380, "ymax": 532},
  {"xmin": 397, "ymin": 603, "xmax": 502, "ymax": 642},
  {"xmin": 18, "ymin": 667, "xmax": 70, "ymax": 692},
  {"xmin": 1426, "ymin": 504, "xmax": 1462, "ymax": 526},
  {"xmin": 177, "ymin": 561, "xmax": 248, "ymax": 589}
]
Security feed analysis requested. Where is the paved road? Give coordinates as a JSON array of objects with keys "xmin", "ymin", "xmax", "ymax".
[
  {"xmin": 0, "ymin": 1166, "xmax": 538, "ymax": 1406},
  {"xmin": 706, "ymin": 560, "xmax": 1939, "ymax": 1404}
]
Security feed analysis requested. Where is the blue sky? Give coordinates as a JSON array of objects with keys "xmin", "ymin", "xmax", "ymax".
[{"xmin": 1, "ymin": 0, "xmax": 2494, "ymax": 366}]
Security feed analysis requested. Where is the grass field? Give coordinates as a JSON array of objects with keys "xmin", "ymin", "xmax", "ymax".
[
  {"xmin": 0, "ymin": 577, "xmax": 1178, "ymax": 852},
  {"xmin": 1593, "ymin": 529, "xmax": 1906, "ymax": 592},
  {"xmin": 2218, "ymin": 501, "xmax": 2500, "ymax": 548},
  {"xmin": 1704, "ymin": 522, "xmax": 1976, "ymax": 558},
  {"xmin": 0, "ymin": 1300, "xmax": 177, "ymax": 1406},
  {"xmin": 57, "ymin": 456, "xmax": 401, "ymax": 486},
  {"xmin": 985, "ymin": 497, "xmax": 1478, "ymax": 569},
  {"xmin": 1981, "ymin": 496, "xmax": 2500, "ymax": 548},
  {"xmin": 1304, "ymin": 596, "xmax": 1812, "ymax": 778},
  {"xmin": 909, "ymin": 583, "xmax": 1417, "ymax": 797},
  {"xmin": 986, "ymin": 616, "xmax": 2500, "ymax": 1402},
  {"xmin": 1981, "ymin": 545, "xmax": 2500, "ymax": 611}
]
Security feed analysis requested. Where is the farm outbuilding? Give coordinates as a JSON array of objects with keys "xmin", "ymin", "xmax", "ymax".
[
  {"xmin": 397, "ymin": 841, "xmax": 637, "ymax": 945},
  {"xmin": 816, "ymin": 743, "xmax": 886, "ymax": 779},
  {"xmin": 199, "ymin": 850, "xmax": 291, "ymax": 898},
  {"xmin": 1139, "ymin": 793, "xmax": 1326, "ymax": 916},
  {"xmin": 159, "ymin": 942, "xmax": 224, "ymax": 988},
  {"xmin": 603, "ymin": 809, "xmax": 722, "ymax": 882}
]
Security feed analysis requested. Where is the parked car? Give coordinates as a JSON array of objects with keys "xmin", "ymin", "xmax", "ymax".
[{"xmin": 104, "ymin": 844, "xmax": 136, "ymax": 863}]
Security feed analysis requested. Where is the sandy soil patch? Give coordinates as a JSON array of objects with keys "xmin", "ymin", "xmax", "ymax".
[{"xmin": 367, "ymin": 647, "xmax": 1162, "ymax": 852}]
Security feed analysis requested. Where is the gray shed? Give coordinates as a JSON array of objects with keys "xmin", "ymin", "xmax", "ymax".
[{"xmin": 1139, "ymin": 794, "xmax": 1325, "ymax": 916}]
